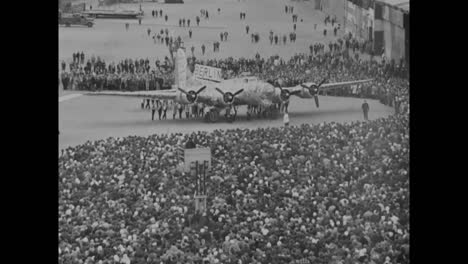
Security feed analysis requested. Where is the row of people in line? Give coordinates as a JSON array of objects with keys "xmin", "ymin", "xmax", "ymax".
[{"xmin": 143, "ymin": 98, "xmax": 292, "ymax": 121}]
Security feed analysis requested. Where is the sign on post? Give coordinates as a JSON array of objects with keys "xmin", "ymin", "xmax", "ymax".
[
  {"xmin": 193, "ymin": 64, "xmax": 222, "ymax": 83},
  {"xmin": 190, "ymin": 159, "xmax": 210, "ymax": 213},
  {"xmin": 194, "ymin": 195, "xmax": 207, "ymax": 213},
  {"xmin": 183, "ymin": 147, "xmax": 211, "ymax": 173}
]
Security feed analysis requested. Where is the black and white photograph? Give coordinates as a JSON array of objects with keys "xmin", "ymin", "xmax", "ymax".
[{"xmin": 59, "ymin": 0, "xmax": 409, "ymax": 263}]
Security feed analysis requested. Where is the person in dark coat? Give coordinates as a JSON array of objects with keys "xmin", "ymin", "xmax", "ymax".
[
  {"xmin": 162, "ymin": 101, "xmax": 168, "ymax": 119},
  {"xmin": 61, "ymin": 72, "xmax": 69, "ymax": 90},
  {"xmin": 362, "ymin": 100, "xmax": 370, "ymax": 120},
  {"xmin": 185, "ymin": 137, "xmax": 196, "ymax": 149},
  {"xmin": 178, "ymin": 103, "xmax": 184, "ymax": 119},
  {"xmin": 151, "ymin": 101, "xmax": 156, "ymax": 121},
  {"xmin": 158, "ymin": 101, "xmax": 163, "ymax": 120},
  {"xmin": 145, "ymin": 98, "xmax": 151, "ymax": 109}
]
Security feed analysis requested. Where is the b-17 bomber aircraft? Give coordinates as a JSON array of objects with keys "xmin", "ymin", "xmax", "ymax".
[{"xmin": 87, "ymin": 49, "xmax": 373, "ymax": 123}]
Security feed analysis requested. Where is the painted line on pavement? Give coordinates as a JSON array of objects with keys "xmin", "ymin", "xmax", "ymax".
[{"xmin": 59, "ymin": 94, "xmax": 83, "ymax": 103}]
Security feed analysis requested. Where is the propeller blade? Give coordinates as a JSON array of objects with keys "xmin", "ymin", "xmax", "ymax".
[
  {"xmin": 233, "ymin": 89, "xmax": 244, "ymax": 96},
  {"xmin": 318, "ymin": 78, "xmax": 327, "ymax": 87},
  {"xmin": 314, "ymin": 95, "xmax": 320, "ymax": 108},
  {"xmin": 178, "ymin": 88, "xmax": 188, "ymax": 95},
  {"xmin": 215, "ymin": 87, "xmax": 225, "ymax": 95},
  {"xmin": 196, "ymin": 86, "xmax": 207, "ymax": 94}
]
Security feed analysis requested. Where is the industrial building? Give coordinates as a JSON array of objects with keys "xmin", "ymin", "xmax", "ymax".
[{"xmin": 312, "ymin": 0, "xmax": 409, "ymax": 62}]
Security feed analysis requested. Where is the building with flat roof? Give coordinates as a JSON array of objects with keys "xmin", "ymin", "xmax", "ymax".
[
  {"xmin": 374, "ymin": 0, "xmax": 409, "ymax": 63},
  {"xmin": 311, "ymin": 0, "xmax": 409, "ymax": 63}
]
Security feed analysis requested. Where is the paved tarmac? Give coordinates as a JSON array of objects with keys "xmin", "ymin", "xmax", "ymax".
[
  {"xmin": 59, "ymin": 93, "xmax": 393, "ymax": 149},
  {"xmin": 59, "ymin": 0, "xmax": 342, "ymax": 62}
]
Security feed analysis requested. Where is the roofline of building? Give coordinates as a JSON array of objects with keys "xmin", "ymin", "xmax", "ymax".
[{"xmin": 376, "ymin": 0, "xmax": 410, "ymax": 14}]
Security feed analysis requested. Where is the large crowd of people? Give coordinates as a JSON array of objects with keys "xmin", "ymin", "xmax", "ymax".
[{"xmin": 59, "ymin": 111, "xmax": 409, "ymax": 264}]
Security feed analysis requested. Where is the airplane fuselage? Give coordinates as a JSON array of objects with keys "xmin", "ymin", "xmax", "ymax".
[{"xmin": 175, "ymin": 77, "xmax": 314, "ymax": 108}]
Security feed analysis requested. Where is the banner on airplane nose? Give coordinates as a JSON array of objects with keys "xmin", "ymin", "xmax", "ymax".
[{"xmin": 194, "ymin": 64, "xmax": 222, "ymax": 83}]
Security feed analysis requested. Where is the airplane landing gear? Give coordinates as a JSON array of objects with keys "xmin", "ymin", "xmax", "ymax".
[
  {"xmin": 225, "ymin": 106, "xmax": 237, "ymax": 123},
  {"xmin": 226, "ymin": 114, "xmax": 235, "ymax": 123},
  {"xmin": 205, "ymin": 108, "xmax": 220, "ymax": 123},
  {"xmin": 269, "ymin": 105, "xmax": 280, "ymax": 119}
]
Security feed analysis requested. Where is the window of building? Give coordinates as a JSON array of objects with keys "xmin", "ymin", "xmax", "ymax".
[{"xmin": 375, "ymin": 2, "xmax": 383, "ymax": 20}]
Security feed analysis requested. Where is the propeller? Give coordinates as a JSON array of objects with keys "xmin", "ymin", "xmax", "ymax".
[
  {"xmin": 275, "ymin": 84, "xmax": 301, "ymax": 102},
  {"xmin": 215, "ymin": 87, "xmax": 244, "ymax": 105},
  {"xmin": 301, "ymin": 78, "xmax": 327, "ymax": 108},
  {"xmin": 178, "ymin": 85, "xmax": 206, "ymax": 103}
]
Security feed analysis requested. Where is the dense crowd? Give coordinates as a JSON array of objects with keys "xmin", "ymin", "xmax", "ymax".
[
  {"xmin": 59, "ymin": 111, "xmax": 409, "ymax": 264},
  {"xmin": 61, "ymin": 52, "xmax": 176, "ymax": 91},
  {"xmin": 60, "ymin": 45, "xmax": 408, "ymax": 114}
]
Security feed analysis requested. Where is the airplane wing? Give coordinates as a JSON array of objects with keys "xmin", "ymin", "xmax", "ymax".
[
  {"xmin": 85, "ymin": 90, "xmax": 177, "ymax": 100},
  {"xmin": 301, "ymin": 79, "xmax": 374, "ymax": 91}
]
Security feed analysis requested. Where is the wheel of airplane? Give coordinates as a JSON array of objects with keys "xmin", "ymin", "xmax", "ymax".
[
  {"xmin": 204, "ymin": 113, "xmax": 211, "ymax": 123},
  {"xmin": 271, "ymin": 106, "xmax": 280, "ymax": 119},
  {"xmin": 209, "ymin": 109, "xmax": 219, "ymax": 123},
  {"xmin": 226, "ymin": 114, "xmax": 235, "ymax": 123}
]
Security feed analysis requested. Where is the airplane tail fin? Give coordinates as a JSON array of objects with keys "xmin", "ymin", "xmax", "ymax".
[{"xmin": 175, "ymin": 48, "xmax": 187, "ymax": 89}]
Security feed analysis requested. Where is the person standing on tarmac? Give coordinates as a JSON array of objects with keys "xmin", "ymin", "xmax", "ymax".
[
  {"xmin": 199, "ymin": 103, "xmax": 205, "ymax": 117},
  {"xmin": 158, "ymin": 101, "xmax": 163, "ymax": 120},
  {"xmin": 283, "ymin": 110, "xmax": 290, "ymax": 127},
  {"xmin": 151, "ymin": 101, "xmax": 156, "ymax": 121},
  {"xmin": 362, "ymin": 100, "xmax": 370, "ymax": 120},
  {"xmin": 173, "ymin": 102, "xmax": 178, "ymax": 119},
  {"xmin": 185, "ymin": 104, "xmax": 190, "ymax": 118},
  {"xmin": 193, "ymin": 103, "xmax": 198, "ymax": 118},
  {"xmin": 145, "ymin": 98, "xmax": 151, "ymax": 109},
  {"xmin": 178, "ymin": 103, "xmax": 184, "ymax": 119},
  {"xmin": 162, "ymin": 100, "xmax": 168, "ymax": 119}
]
